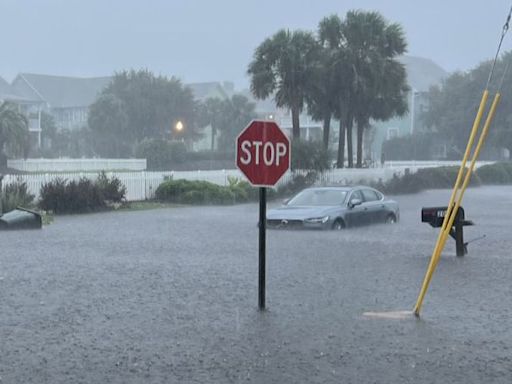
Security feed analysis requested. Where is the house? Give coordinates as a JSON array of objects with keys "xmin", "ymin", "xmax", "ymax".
[
  {"xmin": 10, "ymin": 73, "xmax": 112, "ymax": 133},
  {"xmin": 370, "ymin": 56, "xmax": 448, "ymax": 160},
  {"xmin": 1, "ymin": 76, "xmax": 45, "ymax": 148},
  {"xmin": 186, "ymin": 81, "xmax": 235, "ymax": 101}
]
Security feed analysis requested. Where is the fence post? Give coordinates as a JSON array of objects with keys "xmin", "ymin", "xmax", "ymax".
[{"xmin": 0, "ymin": 174, "xmax": 3, "ymax": 215}]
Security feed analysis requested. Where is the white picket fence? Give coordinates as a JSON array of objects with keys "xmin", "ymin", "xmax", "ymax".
[
  {"xmin": 1, "ymin": 161, "xmax": 495, "ymax": 202},
  {"xmin": 7, "ymin": 158, "xmax": 147, "ymax": 172}
]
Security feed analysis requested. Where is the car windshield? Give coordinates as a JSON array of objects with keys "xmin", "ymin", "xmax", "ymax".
[{"xmin": 287, "ymin": 189, "xmax": 347, "ymax": 206}]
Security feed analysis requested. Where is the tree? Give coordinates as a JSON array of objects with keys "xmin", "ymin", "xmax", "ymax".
[
  {"xmin": 308, "ymin": 16, "xmax": 342, "ymax": 150},
  {"xmin": 247, "ymin": 29, "xmax": 320, "ymax": 139},
  {"xmin": 316, "ymin": 15, "xmax": 353, "ymax": 167},
  {"xmin": 197, "ymin": 97, "xmax": 225, "ymax": 151},
  {"xmin": 217, "ymin": 95, "xmax": 257, "ymax": 152},
  {"xmin": 88, "ymin": 70, "xmax": 199, "ymax": 157},
  {"xmin": 89, "ymin": 94, "xmax": 131, "ymax": 157},
  {"xmin": 341, "ymin": 11, "xmax": 409, "ymax": 168},
  {"xmin": 198, "ymin": 94, "xmax": 257, "ymax": 152},
  {"xmin": 423, "ymin": 51, "xmax": 512, "ymax": 160},
  {"xmin": 0, "ymin": 101, "xmax": 29, "ymax": 167}
]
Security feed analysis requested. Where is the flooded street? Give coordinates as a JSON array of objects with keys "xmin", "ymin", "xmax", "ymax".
[{"xmin": 1, "ymin": 186, "xmax": 511, "ymax": 383}]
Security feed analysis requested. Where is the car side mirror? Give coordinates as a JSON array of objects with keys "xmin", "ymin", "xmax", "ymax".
[
  {"xmin": 348, "ymin": 198, "xmax": 362, "ymax": 208},
  {"xmin": 282, "ymin": 198, "xmax": 290, "ymax": 205}
]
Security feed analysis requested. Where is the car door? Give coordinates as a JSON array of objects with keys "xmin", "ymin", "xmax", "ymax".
[
  {"xmin": 345, "ymin": 189, "xmax": 368, "ymax": 226},
  {"xmin": 361, "ymin": 188, "xmax": 384, "ymax": 224}
]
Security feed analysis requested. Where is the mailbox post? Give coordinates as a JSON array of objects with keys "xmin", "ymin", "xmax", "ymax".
[{"xmin": 421, "ymin": 206, "xmax": 473, "ymax": 256}]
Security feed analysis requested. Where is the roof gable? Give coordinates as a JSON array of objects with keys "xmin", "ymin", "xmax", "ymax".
[
  {"xmin": 13, "ymin": 73, "xmax": 112, "ymax": 108},
  {"xmin": 399, "ymin": 56, "xmax": 448, "ymax": 92}
]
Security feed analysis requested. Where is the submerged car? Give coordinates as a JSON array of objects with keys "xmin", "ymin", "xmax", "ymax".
[{"xmin": 266, "ymin": 186, "xmax": 399, "ymax": 230}]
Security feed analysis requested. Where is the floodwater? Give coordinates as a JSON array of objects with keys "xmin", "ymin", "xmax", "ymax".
[{"xmin": 1, "ymin": 186, "xmax": 511, "ymax": 383}]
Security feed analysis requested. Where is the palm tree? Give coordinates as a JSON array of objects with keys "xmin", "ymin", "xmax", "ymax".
[
  {"xmin": 308, "ymin": 15, "xmax": 344, "ymax": 151},
  {"xmin": 316, "ymin": 14, "xmax": 354, "ymax": 168},
  {"xmin": 341, "ymin": 11, "xmax": 409, "ymax": 167},
  {"xmin": 197, "ymin": 97, "xmax": 224, "ymax": 151},
  {"xmin": 0, "ymin": 102, "xmax": 29, "ymax": 167},
  {"xmin": 248, "ymin": 29, "xmax": 320, "ymax": 139}
]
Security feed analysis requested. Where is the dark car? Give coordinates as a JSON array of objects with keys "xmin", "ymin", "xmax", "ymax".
[{"xmin": 266, "ymin": 186, "xmax": 399, "ymax": 230}]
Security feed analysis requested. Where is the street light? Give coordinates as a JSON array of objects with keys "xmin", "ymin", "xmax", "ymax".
[{"xmin": 175, "ymin": 120, "xmax": 184, "ymax": 132}]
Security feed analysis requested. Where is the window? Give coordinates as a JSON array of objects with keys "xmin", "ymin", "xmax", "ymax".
[
  {"xmin": 387, "ymin": 127, "xmax": 398, "ymax": 140},
  {"xmin": 361, "ymin": 189, "xmax": 379, "ymax": 202},
  {"xmin": 349, "ymin": 190, "xmax": 363, "ymax": 203}
]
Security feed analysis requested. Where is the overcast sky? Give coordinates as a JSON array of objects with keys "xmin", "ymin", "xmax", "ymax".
[{"xmin": 2, "ymin": 0, "xmax": 512, "ymax": 88}]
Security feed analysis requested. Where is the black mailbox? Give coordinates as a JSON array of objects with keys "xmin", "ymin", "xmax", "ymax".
[{"xmin": 421, "ymin": 206, "xmax": 474, "ymax": 256}]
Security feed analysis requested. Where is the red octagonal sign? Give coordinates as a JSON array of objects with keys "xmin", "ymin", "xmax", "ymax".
[{"xmin": 236, "ymin": 120, "xmax": 291, "ymax": 187}]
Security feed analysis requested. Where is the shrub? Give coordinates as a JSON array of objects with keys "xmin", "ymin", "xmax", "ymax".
[
  {"xmin": 476, "ymin": 162, "xmax": 512, "ymax": 184},
  {"xmin": 155, "ymin": 178, "xmax": 250, "ymax": 205},
  {"xmin": 291, "ymin": 140, "xmax": 329, "ymax": 171},
  {"xmin": 375, "ymin": 166, "xmax": 481, "ymax": 195},
  {"xmin": 96, "ymin": 171, "xmax": 126, "ymax": 202},
  {"xmin": 39, "ymin": 178, "xmax": 67, "ymax": 212},
  {"xmin": 135, "ymin": 138, "xmax": 187, "ymax": 170},
  {"xmin": 1, "ymin": 178, "xmax": 35, "ymax": 212},
  {"xmin": 38, "ymin": 173, "xmax": 127, "ymax": 213},
  {"xmin": 277, "ymin": 171, "xmax": 317, "ymax": 197}
]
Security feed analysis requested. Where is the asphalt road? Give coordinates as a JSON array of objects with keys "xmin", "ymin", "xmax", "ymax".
[{"xmin": 1, "ymin": 186, "xmax": 511, "ymax": 383}]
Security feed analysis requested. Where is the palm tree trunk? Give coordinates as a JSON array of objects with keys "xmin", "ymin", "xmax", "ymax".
[
  {"xmin": 322, "ymin": 114, "xmax": 331, "ymax": 150},
  {"xmin": 356, "ymin": 121, "xmax": 364, "ymax": 168},
  {"xmin": 210, "ymin": 126, "xmax": 216, "ymax": 151},
  {"xmin": 337, "ymin": 118, "xmax": 345, "ymax": 168},
  {"xmin": 291, "ymin": 107, "xmax": 300, "ymax": 139},
  {"xmin": 346, "ymin": 117, "xmax": 354, "ymax": 168}
]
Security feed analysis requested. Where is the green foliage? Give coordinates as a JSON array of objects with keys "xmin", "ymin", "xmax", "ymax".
[
  {"xmin": 372, "ymin": 163, "xmax": 512, "ymax": 195},
  {"xmin": 135, "ymin": 139, "xmax": 187, "ymax": 170},
  {"xmin": 276, "ymin": 171, "xmax": 318, "ymax": 197},
  {"xmin": 372, "ymin": 166, "xmax": 481, "ymax": 195},
  {"xmin": 38, "ymin": 174, "xmax": 126, "ymax": 213},
  {"xmin": 247, "ymin": 29, "xmax": 320, "ymax": 138},
  {"xmin": 476, "ymin": 162, "xmax": 512, "ymax": 184},
  {"xmin": 96, "ymin": 171, "xmax": 127, "ymax": 202},
  {"xmin": 88, "ymin": 69, "xmax": 198, "ymax": 157},
  {"xmin": 155, "ymin": 178, "xmax": 252, "ymax": 205},
  {"xmin": 291, "ymin": 140, "xmax": 330, "ymax": 171},
  {"xmin": 0, "ymin": 102, "xmax": 29, "ymax": 165},
  {"xmin": 197, "ymin": 95, "xmax": 257, "ymax": 152},
  {"xmin": 313, "ymin": 12, "xmax": 409, "ymax": 168},
  {"xmin": 1, "ymin": 179, "xmax": 35, "ymax": 212},
  {"xmin": 423, "ymin": 51, "xmax": 512, "ymax": 156}
]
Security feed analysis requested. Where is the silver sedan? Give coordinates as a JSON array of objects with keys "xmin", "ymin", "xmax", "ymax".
[{"xmin": 266, "ymin": 186, "xmax": 399, "ymax": 230}]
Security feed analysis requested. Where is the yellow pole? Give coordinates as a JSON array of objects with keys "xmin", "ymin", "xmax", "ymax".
[
  {"xmin": 431, "ymin": 93, "xmax": 501, "ymax": 270},
  {"xmin": 413, "ymin": 90, "xmax": 491, "ymax": 315}
]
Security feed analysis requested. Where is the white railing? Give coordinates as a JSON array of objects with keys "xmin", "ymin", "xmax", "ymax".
[
  {"xmin": 1, "ymin": 161, "xmax": 495, "ymax": 202},
  {"xmin": 7, "ymin": 158, "xmax": 147, "ymax": 172}
]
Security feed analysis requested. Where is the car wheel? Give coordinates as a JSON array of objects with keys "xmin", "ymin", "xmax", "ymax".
[
  {"xmin": 332, "ymin": 219, "xmax": 345, "ymax": 230},
  {"xmin": 386, "ymin": 214, "xmax": 397, "ymax": 224}
]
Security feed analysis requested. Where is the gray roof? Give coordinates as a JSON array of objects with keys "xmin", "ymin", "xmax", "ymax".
[
  {"xmin": 0, "ymin": 76, "xmax": 10, "ymax": 94},
  {"xmin": 186, "ymin": 81, "xmax": 234, "ymax": 101},
  {"xmin": 0, "ymin": 76, "xmax": 35, "ymax": 102},
  {"xmin": 399, "ymin": 55, "xmax": 448, "ymax": 92},
  {"xmin": 12, "ymin": 73, "xmax": 112, "ymax": 108}
]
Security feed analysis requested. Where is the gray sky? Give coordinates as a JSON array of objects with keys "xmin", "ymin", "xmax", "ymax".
[{"xmin": 2, "ymin": 0, "xmax": 512, "ymax": 88}]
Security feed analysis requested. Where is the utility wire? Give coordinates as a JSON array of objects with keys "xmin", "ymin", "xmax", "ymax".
[{"xmin": 486, "ymin": 4, "xmax": 512, "ymax": 89}]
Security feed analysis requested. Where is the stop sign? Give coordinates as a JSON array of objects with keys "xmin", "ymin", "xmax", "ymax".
[{"xmin": 236, "ymin": 120, "xmax": 291, "ymax": 186}]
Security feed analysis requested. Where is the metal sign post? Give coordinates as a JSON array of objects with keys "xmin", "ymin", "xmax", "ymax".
[
  {"xmin": 258, "ymin": 187, "xmax": 266, "ymax": 310},
  {"xmin": 235, "ymin": 120, "xmax": 290, "ymax": 310}
]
